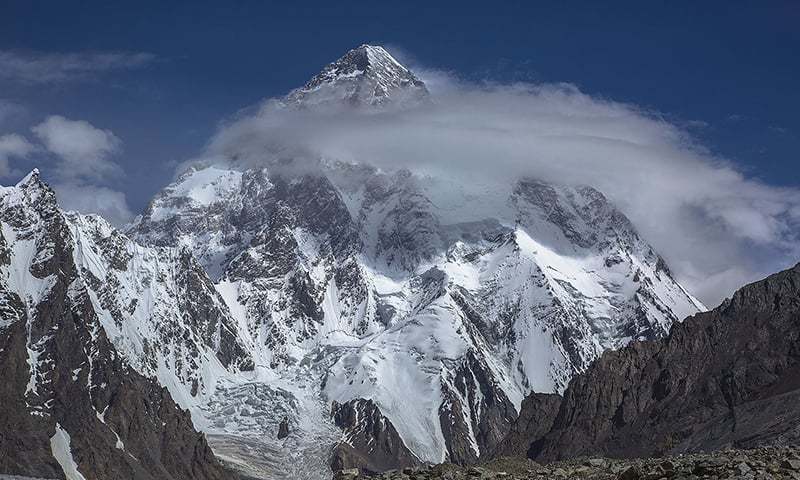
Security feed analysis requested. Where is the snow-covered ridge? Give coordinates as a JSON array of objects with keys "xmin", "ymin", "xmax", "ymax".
[
  {"xmin": 1, "ymin": 171, "xmax": 252, "ymax": 416},
  {"xmin": 67, "ymin": 211, "xmax": 253, "ymax": 410},
  {"xmin": 129, "ymin": 159, "xmax": 705, "ymax": 469},
  {"xmin": 0, "ymin": 170, "xmax": 235, "ymax": 480}
]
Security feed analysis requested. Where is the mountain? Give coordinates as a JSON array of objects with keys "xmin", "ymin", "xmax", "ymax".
[
  {"xmin": 285, "ymin": 44, "xmax": 429, "ymax": 107},
  {"xmin": 0, "ymin": 171, "xmax": 234, "ymax": 479},
  {"xmin": 497, "ymin": 262, "xmax": 800, "ymax": 462},
  {"xmin": 126, "ymin": 45, "xmax": 704, "ymax": 477}
]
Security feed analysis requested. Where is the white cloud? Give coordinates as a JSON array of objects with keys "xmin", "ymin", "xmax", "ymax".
[
  {"xmin": 27, "ymin": 115, "xmax": 133, "ymax": 227},
  {"xmin": 52, "ymin": 183, "xmax": 133, "ymax": 228},
  {"xmin": 32, "ymin": 115, "xmax": 122, "ymax": 181},
  {"xmin": 0, "ymin": 50, "xmax": 156, "ymax": 84},
  {"xmin": 199, "ymin": 77, "xmax": 800, "ymax": 306},
  {"xmin": 0, "ymin": 133, "xmax": 36, "ymax": 177}
]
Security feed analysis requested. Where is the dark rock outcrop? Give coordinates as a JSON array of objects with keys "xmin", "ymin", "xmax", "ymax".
[
  {"xmin": 500, "ymin": 263, "xmax": 800, "ymax": 462},
  {"xmin": 330, "ymin": 399, "xmax": 420, "ymax": 474},
  {"xmin": 439, "ymin": 350, "xmax": 518, "ymax": 464},
  {"xmin": 277, "ymin": 417, "xmax": 289, "ymax": 439},
  {"xmin": 489, "ymin": 393, "xmax": 561, "ymax": 459}
]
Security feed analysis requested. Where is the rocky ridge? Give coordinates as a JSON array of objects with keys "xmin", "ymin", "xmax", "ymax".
[{"xmin": 0, "ymin": 171, "xmax": 233, "ymax": 479}]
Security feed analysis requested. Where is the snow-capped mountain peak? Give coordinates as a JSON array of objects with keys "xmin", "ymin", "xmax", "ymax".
[
  {"xmin": 122, "ymin": 45, "xmax": 707, "ymax": 474},
  {"xmin": 2, "ymin": 46, "xmax": 708, "ymax": 479},
  {"xmin": 286, "ymin": 44, "xmax": 429, "ymax": 107},
  {"xmin": 16, "ymin": 167, "xmax": 41, "ymax": 187}
]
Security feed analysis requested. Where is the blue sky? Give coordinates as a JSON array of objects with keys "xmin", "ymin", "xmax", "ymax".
[
  {"xmin": 1, "ymin": 1, "xmax": 798, "ymax": 209},
  {"xmin": 1, "ymin": 1, "xmax": 799, "ymax": 301}
]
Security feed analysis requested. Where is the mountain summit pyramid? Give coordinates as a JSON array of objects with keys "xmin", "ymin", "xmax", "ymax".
[{"xmin": 286, "ymin": 44, "xmax": 429, "ymax": 107}]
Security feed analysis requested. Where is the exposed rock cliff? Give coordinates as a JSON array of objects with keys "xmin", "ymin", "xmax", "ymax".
[{"xmin": 501, "ymin": 263, "xmax": 800, "ymax": 462}]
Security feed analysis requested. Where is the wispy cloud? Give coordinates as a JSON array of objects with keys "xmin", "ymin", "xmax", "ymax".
[
  {"xmin": 0, "ymin": 50, "xmax": 156, "ymax": 84},
  {"xmin": 51, "ymin": 182, "xmax": 133, "ymax": 227},
  {"xmin": 0, "ymin": 133, "xmax": 36, "ymax": 177}
]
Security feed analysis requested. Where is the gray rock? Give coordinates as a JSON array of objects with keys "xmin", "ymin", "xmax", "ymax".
[
  {"xmin": 277, "ymin": 416, "xmax": 289, "ymax": 439},
  {"xmin": 330, "ymin": 399, "xmax": 421, "ymax": 473}
]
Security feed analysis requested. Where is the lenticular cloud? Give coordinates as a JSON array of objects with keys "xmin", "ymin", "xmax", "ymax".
[{"xmin": 193, "ymin": 71, "xmax": 800, "ymax": 306}]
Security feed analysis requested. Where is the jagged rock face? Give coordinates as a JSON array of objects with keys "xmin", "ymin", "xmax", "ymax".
[
  {"xmin": 66, "ymin": 212, "xmax": 253, "ymax": 409},
  {"xmin": 503, "ymin": 263, "xmax": 800, "ymax": 462},
  {"xmin": 0, "ymin": 172, "xmax": 233, "ymax": 480},
  {"xmin": 329, "ymin": 399, "xmax": 421, "ymax": 473},
  {"xmin": 489, "ymin": 393, "xmax": 561, "ymax": 459},
  {"xmin": 113, "ymin": 45, "xmax": 705, "ymax": 474},
  {"xmin": 285, "ymin": 44, "xmax": 429, "ymax": 107},
  {"xmin": 438, "ymin": 350, "xmax": 517, "ymax": 465}
]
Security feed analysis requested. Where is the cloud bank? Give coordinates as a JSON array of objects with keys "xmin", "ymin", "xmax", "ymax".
[
  {"xmin": 50, "ymin": 182, "xmax": 133, "ymax": 227},
  {"xmin": 196, "ymin": 77, "xmax": 800, "ymax": 306},
  {"xmin": 0, "ymin": 50, "xmax": 155, "ymax": 84}
]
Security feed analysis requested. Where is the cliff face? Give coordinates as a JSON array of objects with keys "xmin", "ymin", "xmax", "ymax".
[
  {"xmin": 0, "ymin": 172, "xmax": 233, "ymax": 480},
  {"xmin": 489, "ymin": 393, "xmax": 561, "ymax": 459},
  {"xmin": 499, "ymin": 263, "xmax": 800, "ymax": 462},
  {"xmin": 330, "ymin": 399, "xmax": 421, "ymax": 474}
]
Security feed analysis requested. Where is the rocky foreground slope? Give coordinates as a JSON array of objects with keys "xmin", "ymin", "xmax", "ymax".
[{"xmin": 337, "ymin": 446, "xmax": 800, "ymax": 480}]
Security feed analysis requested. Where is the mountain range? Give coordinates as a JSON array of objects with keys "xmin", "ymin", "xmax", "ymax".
[{"xmin": 2, "ymin": 44, "xmax": 794, "ymax": 480}]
